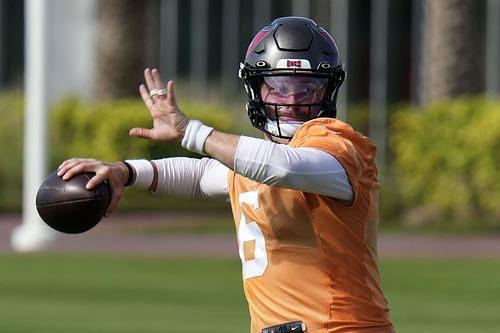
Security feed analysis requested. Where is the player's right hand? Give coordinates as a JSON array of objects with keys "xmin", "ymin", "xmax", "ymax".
[{"xmin": 57, "ymin": 158, "xmax": 128, "ymax": 215}]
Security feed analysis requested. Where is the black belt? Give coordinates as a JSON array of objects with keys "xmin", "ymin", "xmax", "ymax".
[{"xmin": 261, "ymin": 321, "xmax": 306, "ymax": 333}]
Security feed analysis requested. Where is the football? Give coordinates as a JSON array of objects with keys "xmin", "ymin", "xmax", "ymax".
[{"xmin": 36, "ymin": 171, "xmax": 111, "ymax": 234}]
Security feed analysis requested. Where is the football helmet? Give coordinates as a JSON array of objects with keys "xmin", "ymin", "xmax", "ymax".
[{"xmin": 239, "ymin": 16, "xmax": 345, "ymax": 139}]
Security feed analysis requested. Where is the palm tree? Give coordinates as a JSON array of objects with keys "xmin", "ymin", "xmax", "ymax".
[
  {"xmin": 419, "ymin": 0, "xmax": 484, "ymax": 105},
  {"xmin": 96, "ymin": 0, "xmax": 154, "ymax": 99}
]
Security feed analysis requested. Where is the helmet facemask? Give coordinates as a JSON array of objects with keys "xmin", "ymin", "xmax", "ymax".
[
  {"xmin": 241, "ymin": 66, "xmax": 345, "ymax": 139},
  {"xmin": 260, "ymin": 75, "xmax": 328, "ymax": 138}
]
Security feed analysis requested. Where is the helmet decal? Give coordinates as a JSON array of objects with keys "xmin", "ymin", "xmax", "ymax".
[
  {"xmin": 245, "ymin": 22, "xmax": 277, "ymax": 57},
  {"xmin": 246, "ymin": 30, "xmax": 269, "ymax": 57},
  {"xmin": 276, "ymin": 59, "xmax": 312, "ymax": 69}
]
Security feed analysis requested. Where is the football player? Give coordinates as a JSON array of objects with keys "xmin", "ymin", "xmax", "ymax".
[{"xmin": 59, "ymin": 16, "xmax": 394, "ymax": 333}]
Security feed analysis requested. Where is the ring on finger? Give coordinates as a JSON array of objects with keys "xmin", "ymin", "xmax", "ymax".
[{"xmin": 149, "ymin": 88, "xmax": 167, "ymax": 97}]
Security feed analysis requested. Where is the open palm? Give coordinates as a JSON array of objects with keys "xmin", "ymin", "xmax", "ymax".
[{"xmin": 129, "ymin": 68, "xmax": 189, "ymax": 143}]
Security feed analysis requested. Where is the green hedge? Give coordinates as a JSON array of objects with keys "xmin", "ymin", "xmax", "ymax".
[
  {"xmin": 50, "ymin": 98, "xmax": 234, "ymax": 165},
  {"xmin": 390, "ymin": 97, "xmax": 500, "ymax": 226},
  {"xmin": 0, "ymin": 91, "xmax": 235, "ymax": 212},
  {"xmin": 51, "ymin": 97, "xmax": 236, "ymax": 212},
  {"xmin": 0, "ymin": 91, "xmax": 24, "ymax": 211}
]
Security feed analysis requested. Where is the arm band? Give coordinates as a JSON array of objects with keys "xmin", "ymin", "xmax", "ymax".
[
  {"xmin": 181, "ymin": 119, "xmax": 214, "ymax": 155},
  {"xmin": 124, "ymin": 159, "xmax": 155, "ymax": 189}
]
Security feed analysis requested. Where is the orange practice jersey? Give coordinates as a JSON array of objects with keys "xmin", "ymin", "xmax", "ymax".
[{"xmin": 228, "ymin": 118, "xmax": 394, "ymax": 333}]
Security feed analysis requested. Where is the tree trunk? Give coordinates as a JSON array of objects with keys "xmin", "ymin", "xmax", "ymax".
[
  {"xmin": 420, "ymin": 0, "xmax": 484, "ymax": 105},
  {"xmin": 96, "ymin": 0, "xmax": 150, "ymax": 100}
]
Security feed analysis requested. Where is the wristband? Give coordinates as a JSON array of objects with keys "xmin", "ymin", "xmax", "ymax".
[
  {"xmin": 181, "ymin": 119, "xmax": 214, "ymax": 155},
  {"xmin": 124, "ymin": 159, "xmax": 154, "ymax": 189},
  {"xmin": 122, "ymin": 161, "xmax": 135, "ymax": 187}
]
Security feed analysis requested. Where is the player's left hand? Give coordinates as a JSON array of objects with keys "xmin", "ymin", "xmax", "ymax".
[{"xmin": 129, "ymin": 68, "xmax": 189, "ymax": 144}]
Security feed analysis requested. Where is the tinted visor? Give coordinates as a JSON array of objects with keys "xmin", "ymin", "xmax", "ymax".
[{"xmin": 261, "ymin": 76, "xmax": 328, "ymax": 104}]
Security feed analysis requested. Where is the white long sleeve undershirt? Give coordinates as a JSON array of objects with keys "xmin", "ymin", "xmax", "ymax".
[
  {"xmin": 127, "ymin": 135, "xmax": 353, "ymax": 201},
  {"xmin": 152, "ymin": 157, "xmax": 229, "ymax": 200},
  {"xmin": 234, "ymin": 136, "xmax": 353, "ymax": 200}
]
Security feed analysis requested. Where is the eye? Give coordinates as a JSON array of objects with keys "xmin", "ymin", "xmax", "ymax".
[{"xmin": 270, "ymin": 85, "xmax": 287, "ymax": 96}]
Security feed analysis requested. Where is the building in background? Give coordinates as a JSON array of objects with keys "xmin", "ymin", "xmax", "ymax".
[{"xmin": 0, "ymin": 0, "xmax": 96, "ymax": 103}]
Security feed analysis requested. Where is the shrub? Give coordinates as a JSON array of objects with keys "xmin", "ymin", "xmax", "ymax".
[
  {"xmin": 50, "ymin": 98, "xmax": 235, "ymax": 166},
  {"xmin": 0, "ymin": 94, "xmax": 236, "ymax": 212},
  {"xmin": 345, "ymin": 102, "xmax": 370, "ymax": 135},
  {"xmin": 50, "ymin": 98, "xmax": 236, "ymax": 212},
  {"xmin": 0, "ymin": 91, "xmax": 24, "ymax": 211},
  {"xmin": 390, "ymin": 96, "xmax": 500, "ymax": 225}
]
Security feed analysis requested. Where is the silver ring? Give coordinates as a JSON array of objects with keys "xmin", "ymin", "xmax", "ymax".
[{"xmin": 149, "ymin": 88, "xmax": 167, "ymax": 97}]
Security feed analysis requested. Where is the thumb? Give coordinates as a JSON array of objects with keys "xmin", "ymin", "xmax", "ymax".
[
  {"xmin": 129, "ymin": 127, "xmax": 153, "ymax": 139},
  {"xmin": 105, "ymin": 187, "xmax": 122, "ymax": 216}
]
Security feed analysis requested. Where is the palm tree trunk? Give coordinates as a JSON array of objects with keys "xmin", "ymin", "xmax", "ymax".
[
  {"xmin": 96, "ymin": 0, "xmax": 150, "ymax": 99},
  {"xmin": 420, "ymin": 0, "xmax": 484, "ymax": 105}
]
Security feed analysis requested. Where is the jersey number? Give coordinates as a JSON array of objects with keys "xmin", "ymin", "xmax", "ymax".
[{"xmin": 237, "ymin": 191, "xmax": 268, "ymax": 279}]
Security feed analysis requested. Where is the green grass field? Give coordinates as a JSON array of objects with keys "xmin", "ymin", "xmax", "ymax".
[{"xmin": 0, "ymin": 253, "xmax": 499, "ymax": 333}]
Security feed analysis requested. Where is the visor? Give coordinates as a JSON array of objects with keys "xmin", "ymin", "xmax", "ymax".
[{"xmin": 261, "ymin": 76, "xmax": 328, "ymax": 104}]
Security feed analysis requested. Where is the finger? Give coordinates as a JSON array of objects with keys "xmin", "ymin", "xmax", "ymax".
[
  {"xmin": 151, "ymin": 68, "xmax": 165, "ymax": 89},
  {"xmin": 61, "ymin": 161, "xmax": 97, "ymax": 180},
  {"xmin": 60, "ymin": 162, "xmax": 94, "ymax": 181},
  {"xmin": 152, "ymin": 69, "xmax": 168, "ymax": 101},
  {"xmin": 144, "ymin": 68, "xmax": 155, "ymax": 90},
  {"xmin": 85, "ymin": 172, "xmax": 109, "ymax": 190},
  {"xmin": 129, "ymin": 127, "xmax": 154, "ymax": 139},
  {"xmin": 92, "ymin": 165, "xmax": 124, "ymax": 216},
  {"xmin": 57, "ymin": 163, "xmax": 73, "ymax": 177},
  {"xmin": 144, "ymin": 68, "xmax": 159, "ymax": 103},
  {"xmin": 105, "ymin": 188, "xmax": 123, "ymax": 216},
  {"xmin": 166, "ymin": 80, "xmax": 177, "ymax": 107},
  {"xmin": 57, "ymin": 158, "xmax": 79, "ymax": 174},
  {"xmin": 58, "ymin": 157, "xmax": 90, "ymax": 170},
  {"xmin": 57, "ymin": 158, "xmax": 94, "ymax": 178},
  {"xmin": 139, "ymin": 84, "xmax": 154, "ymax": 109}
]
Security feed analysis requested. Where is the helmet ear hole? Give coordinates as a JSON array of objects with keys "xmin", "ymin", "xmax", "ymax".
[
  {"xmin": 318, "ymin": 62, "xmax": 332, "ymax": 70},
  {"xmin": 255, "ymin": 61, "xmax": 268, "ymax": 68}
]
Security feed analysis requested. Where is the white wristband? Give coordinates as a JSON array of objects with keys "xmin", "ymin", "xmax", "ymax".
[
  {"xmin": 181, "ymin": 119, "xmax": 214, "ymax": 155},
  {"xmin": 124, "ymin": 159, "xmax": 154, "ymax": 188}
]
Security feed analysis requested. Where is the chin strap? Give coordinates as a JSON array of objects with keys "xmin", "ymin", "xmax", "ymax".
[{"xmin": 264, "ymin": 119, "xmax": 303, "ymax": 138}]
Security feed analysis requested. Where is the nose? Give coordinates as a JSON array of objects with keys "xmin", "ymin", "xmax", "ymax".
[
  {"xmin": 286, "ymin": 94, "xmax": 299, "ymax": 104},
  {"xmin": 277, "ymin": 98, "xmax": 309, "ymax": 120}
]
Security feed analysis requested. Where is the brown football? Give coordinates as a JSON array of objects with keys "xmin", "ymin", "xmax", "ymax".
[{"xmin": 36, "ymin": 171, "xmax": 111, "ymax": 234}]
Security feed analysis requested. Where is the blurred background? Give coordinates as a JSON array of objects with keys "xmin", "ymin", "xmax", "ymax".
[
  {"xmin": 1, "ymin": 0, "xmax": 500, "ymax": 226},
  {"xmin": 1, "ymin": 0, "xmax": 500, "ymax": 228},
  {"xmin": 0, "ymin": 0, "xmax": 500, "ymax": 332}
]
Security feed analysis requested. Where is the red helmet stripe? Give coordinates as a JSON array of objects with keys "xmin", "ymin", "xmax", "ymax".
[{"xmin": 246, "ymin": 30, "xmax": 271, "ymax": 57}]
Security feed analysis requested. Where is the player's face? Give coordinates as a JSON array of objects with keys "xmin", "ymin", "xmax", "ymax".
[{"xmin": 260, "ymin": 76, "xmax": 327, "ymax": 122}]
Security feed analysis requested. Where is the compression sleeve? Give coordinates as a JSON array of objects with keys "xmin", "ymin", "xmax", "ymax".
[
  {"xmin": 127, "ymin": 158, "xmax": 229, "ymax": 200},
  {"xmin": 234, "ymin": 136, "xmax": 354, "ymax": 201}
]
